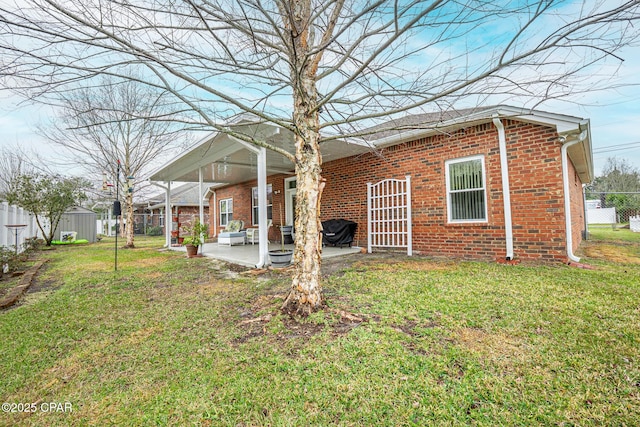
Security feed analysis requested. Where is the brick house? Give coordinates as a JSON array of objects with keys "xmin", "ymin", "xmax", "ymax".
[
  {"xmin": 150, "ymin": 105, "xmax": 592, "ymax": 265},
  {"xmin": 145, "ymin": 183, "xmax": 210, "ymax": 242}
]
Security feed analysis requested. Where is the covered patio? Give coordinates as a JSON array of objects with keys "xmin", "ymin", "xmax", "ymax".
[{"xmin": 148, "ymin": 115, "xmax": 370, "ymax": 267}]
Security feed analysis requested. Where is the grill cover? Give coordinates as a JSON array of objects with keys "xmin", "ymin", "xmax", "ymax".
[{"xmin": 321, "ymin": 219, "xmax": 357, "ymax": 247}]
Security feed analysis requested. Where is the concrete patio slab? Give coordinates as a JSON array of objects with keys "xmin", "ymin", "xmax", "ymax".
[{"xmin": 170, "ymin": 242, "xmax": 362, "ymax": 268}]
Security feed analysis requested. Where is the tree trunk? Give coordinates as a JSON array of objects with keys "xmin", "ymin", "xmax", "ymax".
[
  {"xmin": 125, "ymin": 191, "xmax": 135, "ymax": 248},
  {"xmin": 281, "ymin": 147, "xmax": 324, "ymax": 316},
  {"xmin": 37, "ymin": 216, "xmax": 53, "ymax": 246},
  {"xmin": 281, "ymin": 46, "xmax": 324, "ymax": 315}
]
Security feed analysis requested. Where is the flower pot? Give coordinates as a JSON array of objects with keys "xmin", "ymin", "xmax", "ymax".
[
  {"xmin": 280, "ymin": 225, "xmax": 294, "ymax": 244},
  {"xmin": 269, "ymin": 249, "xmax": 293, "ymax": 268},
  {"xmin": 185, "ymin": 244, "xmax": 199, "ymax": 258}
]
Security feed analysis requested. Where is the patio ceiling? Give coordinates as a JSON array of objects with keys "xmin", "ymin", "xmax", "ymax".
[{"xmin": 149, "ymin": 119, "xmax": 372, "ymax": 185}]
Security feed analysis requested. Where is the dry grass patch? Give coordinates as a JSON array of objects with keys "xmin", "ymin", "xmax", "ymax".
[
  {"xmin": 582, "ymin": 242, "xmax": 640, "ymax": 264},
  {"xmin": 128, "ymin": 256, "xmax": 168, "ymax": 267},
  {"xmin": 454, "ymin": 327, "xmax": 529, "ymax": 366},
  {"xmin": 377, "ymin": 260, "xmax": 456, "ymax": 272}
]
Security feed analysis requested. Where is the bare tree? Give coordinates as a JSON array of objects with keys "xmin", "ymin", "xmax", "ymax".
[
  {"xmin": 0, "ymin": 0, "xmax": 639, "ymax": 314},
  {"xmin": 588, "ymin": 157, "xmax": 640, "ymax": 192},
  {"xmin": 39, "ymin": 77, "xmax": 182, "ymax": 247},
  {"xmin": 0, "ymin": 144, "xmax": 50, "ymax": 200}
]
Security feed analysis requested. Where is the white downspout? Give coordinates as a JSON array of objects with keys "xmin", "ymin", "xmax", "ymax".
[
  {"xmin": 492, "ymin": 116, "xmax": 514, "ymax": 261},
  {"xmin": 561, "ymin": 130, "xmax": 587, "ymax": 263}
]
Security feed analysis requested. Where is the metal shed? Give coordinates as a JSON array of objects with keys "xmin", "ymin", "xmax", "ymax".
[{"xmin": 53, "ymin": 206, "xmax": 98, "ymax": 243}]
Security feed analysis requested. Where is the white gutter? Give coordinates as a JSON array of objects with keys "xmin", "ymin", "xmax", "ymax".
[
  {"xmin": 561, "ymin": 129, "xmax": 588, "ymax": 263},
  {"xmin": 492, "ymin": 116, "xmax": 514, "ymax": 261}
]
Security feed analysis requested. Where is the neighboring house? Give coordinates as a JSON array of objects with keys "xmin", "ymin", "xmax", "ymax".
[
  {"xmin": 151, "ymin": 105, "xmax": 593, "ymax": 264},
  {"xmin": 145, "ymin": 183, "xmax": 211, "ymax": 240}
]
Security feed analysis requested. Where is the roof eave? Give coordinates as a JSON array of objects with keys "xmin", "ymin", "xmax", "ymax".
[
  {"xmin": 369, "ymin": 105, "xmax": 593, "ymax": 183},
  {"xmin": 559, "ymin": 119, "xmax": 594, "ymax": 184}
]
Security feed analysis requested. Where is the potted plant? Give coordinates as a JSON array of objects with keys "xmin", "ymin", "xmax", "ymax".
[
  {"xmin": 183, "ymin": 218, "xmax": 208, "ymax": 258},
  {"xmin": 269, "ymin": 204, "xmax": 293, "ymax": 268}
]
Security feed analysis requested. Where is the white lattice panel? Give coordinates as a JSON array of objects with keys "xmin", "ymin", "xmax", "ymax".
[{"xmin": 367, "ymin": 176, "xmax": 412, "ymax": 256}]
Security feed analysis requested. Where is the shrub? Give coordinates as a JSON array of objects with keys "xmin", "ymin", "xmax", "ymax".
[
  {"xmin": 0, "ymin": 246, "xmax": 20, "ymax": 276},
  {"xmin": 146, "ymin": 226, "xmax": 163, "ymax": 236}
]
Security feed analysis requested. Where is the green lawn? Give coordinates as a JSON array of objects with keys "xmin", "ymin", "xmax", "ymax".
[
  {"xmin": 588, "ymin": 226, "xmax": 640, "ymax": 243},
  {"xmin": 1, "ymin": 235, "xmax": 639, "ymax": 426}
]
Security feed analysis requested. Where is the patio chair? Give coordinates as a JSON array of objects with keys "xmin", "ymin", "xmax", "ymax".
[
  {"xmin": 245, "ymin": 219, "xmax": 272, "ymax": 245},
  {"xmin": 217, "ymin": 220, "xmax": 245, "ymax": 246}
]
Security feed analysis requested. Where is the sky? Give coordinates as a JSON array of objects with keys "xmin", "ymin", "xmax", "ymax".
[
  {"xmin": 2, "ymin": 76, "xmax": 638, "ymax": 180},
  {"xmin": 0, "ymin": 1, "xmax": 639, "ymax": 179}
]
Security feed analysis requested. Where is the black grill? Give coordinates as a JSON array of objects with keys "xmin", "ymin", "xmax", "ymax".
[{"xmin": 321, "ymin": 219, "xmax": 357, "ymax": 247}]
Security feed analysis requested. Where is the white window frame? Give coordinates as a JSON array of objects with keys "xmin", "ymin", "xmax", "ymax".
[
  {"xmin": 251, "ymin": 184, "xmax": 273, "ymax": 226},
  {"xmin": 284, "ymin": 177, "xmax": 297, "ymax": 225},
  {"xmin": 219, "ymin": 198, "xmax": 233, "ymax": 227},
  {"xmin": 445, "ymin": 155, "xmax": 488, "ymax": 223}
]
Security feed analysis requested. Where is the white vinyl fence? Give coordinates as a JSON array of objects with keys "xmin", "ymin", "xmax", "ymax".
[
  {"xmin": 0, "ymin": 202, "xmax": 40, "ymax": 253},
  {"xmin": 586, "ymin": 207, "xmax": 617, "ymax": 225}
]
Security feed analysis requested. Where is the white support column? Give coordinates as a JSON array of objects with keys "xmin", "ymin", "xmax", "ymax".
[
  {"xmin": 228, "ymin": 136, "xmax": 270, "ymax": 268},
  {"xmin": 165, "ymin": 181, "xmax": 172, "ymax": 248},
  {"xmin": 257, "ymin": 147, "xmax": 269, "ymax": 268},
  {"xmin": 213, "ymin": 191, "xmax": 217, "ymax": 237},
  {"xmin": 199, "ymin": 167, "xmax": 205, "ymax": 255},
  {"xmin": 198, "ymin": 167, "xmax": 205, "ymax": 225}
]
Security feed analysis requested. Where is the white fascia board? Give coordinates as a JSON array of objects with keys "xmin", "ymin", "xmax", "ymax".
[
  {"xmin": 371, "ymin": 105, "xmax": 588, "ymax": 149},
  {"xmin": 493, "ymin": 106, "xmax": 585, "ymax": 134}
]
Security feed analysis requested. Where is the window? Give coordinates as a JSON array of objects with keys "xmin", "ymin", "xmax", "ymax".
[
  {"xmin": 446, "ymin": 156, "xmax": 487, "ymax": 222},
  {"xmin": 219, "ymin": 198, "xmax": 233, "ymax": 227},
  {"xmin": 251, "ymin": 184, "xmax": 273, "ymax": 226}
]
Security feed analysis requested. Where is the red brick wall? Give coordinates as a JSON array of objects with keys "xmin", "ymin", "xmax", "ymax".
[
  {"xmin": 146, "ymin": 206, "xmax": 210, "ymax": 236},
  {"xmin": 319, "ymin": 120, "xmax": 577, "ymax": 262},
  {"xmin": 207, "ymin": 119, "xmax": 587, "ymax": 262},
  {"xmin": 209, "ymin": 175, "xmax": 289, "ymax": 242}
]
